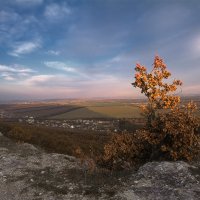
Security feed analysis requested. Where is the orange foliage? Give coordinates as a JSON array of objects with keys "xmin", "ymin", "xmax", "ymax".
[
  {"xmin": 99, "ymin": 132, "xmax": 151, "ymax": 170},
  {"xmin": 101, "ymin": 55, "xmax": 200, "ymax": 170},
  {"xmin": 132, "ymin": 56, "xmax": 183, "ymax": 130},
  {"xmin": 132, "ymin": 55, "xmax": 200, "ymax": 161},
  {"xmin": 133, "ymin": 56, "xmax": 182, "ymax": 109}
]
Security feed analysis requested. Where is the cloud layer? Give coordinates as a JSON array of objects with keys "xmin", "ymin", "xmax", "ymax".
[
  {"xmin": 0, "ymin": 0, "xmax": 200, "ymax": 100},
  {"xmin": 44, "ymin": 61, "xmax": 77, "ymax": 73},
  {"xmin": 9, "ymin": 41, "xmax": 41, "ymax": 57}
]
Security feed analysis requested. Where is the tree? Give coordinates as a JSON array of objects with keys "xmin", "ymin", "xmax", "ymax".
[
  {"xmin": 132, "ymin": 56, "xmax": 182, "ymax": 130},
  {"xmin": 100, "ymin": 55, "xmax": 199, "ymax": 170},
  {"xmin": 132, "ymin": 56, "xmax": 200, "ymax": 160}
]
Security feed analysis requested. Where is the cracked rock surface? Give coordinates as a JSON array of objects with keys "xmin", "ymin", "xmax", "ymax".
[{"xmin": 0, "ymin": 132, "xmax": 199, "ymax": 200}]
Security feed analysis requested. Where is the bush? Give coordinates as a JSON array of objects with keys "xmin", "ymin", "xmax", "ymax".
[
  {"xmin": 100, "ymin": 55, "xmax": 200, "ymax": 170},
  {"xmin": 140, "ymin": 102, "xmax": 200, "ymax": 161},
  {"xmin": 8, "ymin": 126, "xmax": 32, "ymax": 141},
  {"xmin": 99, "ymin": 132, "xmax": 150, "ymax": 170},
  {"xmin": 0, "ymin": 122, "xmax": 109, "ymax": 157}
]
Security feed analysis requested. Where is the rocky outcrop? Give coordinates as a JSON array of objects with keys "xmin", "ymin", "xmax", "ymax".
[
  {"xmin": 118, "ymin": 161, "xmax": 200, "ymax": 200},
  {"xmin": 0, "ymin": 132, "xmax": 199, "ymax": 200}
]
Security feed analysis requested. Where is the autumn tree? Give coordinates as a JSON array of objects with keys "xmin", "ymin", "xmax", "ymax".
[
  {"xmin": 101, "ymin": 56, "xmax": 200, "ymax": 170},
  {"xmin": 132, "ymin": 56, "xmax": 182, "ymax": 129},
  {"xmin": 132, "ymin": 56, "xmax": 200, "ymax": 161}
]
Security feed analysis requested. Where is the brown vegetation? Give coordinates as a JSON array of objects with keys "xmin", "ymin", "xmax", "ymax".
[
  {"xmin": 0, "ymin": 121, "xmax": 110, "ymax": 157},
  {"xmin": 100, "ymin": 56, "xmax": 200, "ymax": 170}
]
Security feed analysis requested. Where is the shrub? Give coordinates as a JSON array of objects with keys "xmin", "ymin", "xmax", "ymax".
[
  {"xmin": 99, "ymin": 132, "xmax": 150, "ymax": 170},
  {"xmin": 0, "ymin": 122, "xmax": 109, "ymax": 157},
  {"xmin": 139, "ymin": 102, "xmax": 200, "ymax": 161},
  {"xmin": 101, "ymin": 55, "xmax": 200, "ymax": 170},
  {"xmin": 132, "ymin": 56, "xmax": 200, "ymax": 161},
  {"xmin": 8, "ymin": 126, "xmax": 32, "ymax": 141}
]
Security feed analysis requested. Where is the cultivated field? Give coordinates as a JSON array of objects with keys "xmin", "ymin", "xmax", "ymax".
[
  {"xmin": 0, "ymin": 100, "xmax": 143, "ymax": 120},
  {"xmin": 49, "ymin": 105, "xmax": 142, "ymax": 119},
  {"xmin": 0, "ymin": 97, "xmax": 199, "ymax": 120}
]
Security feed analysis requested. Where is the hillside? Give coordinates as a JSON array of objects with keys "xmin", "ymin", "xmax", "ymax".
[{"xmin": 0, "ymin": 132, "xmax": 200, "ymax": 200}]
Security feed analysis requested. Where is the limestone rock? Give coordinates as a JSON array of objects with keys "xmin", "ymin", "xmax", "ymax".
[
  {"xmin": 118, "ymin": 161, "xmax": 200, "ymax": 200},
  {"xmin": 0, "ymin": 134, "xmax": 199, "ymax": 200}
]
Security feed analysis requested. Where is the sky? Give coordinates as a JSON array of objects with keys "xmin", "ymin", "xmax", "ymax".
[{"xmin": 0, "ymin": 0, "xmax": 200, "ymax": 101}]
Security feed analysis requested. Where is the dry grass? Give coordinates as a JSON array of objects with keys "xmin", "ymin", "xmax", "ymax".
[{"xmin": 0, "ymin": 121, "xmax": 110, "ymax": 157}]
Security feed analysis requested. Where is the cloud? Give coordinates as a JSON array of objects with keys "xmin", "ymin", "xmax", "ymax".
[
  {"xmin": 1, "ymin": 72, "xmax": 15, "ymax": 81},
  {"xmin": 9, "ymin": 40, "xmax": 41, "ymax": 57},
  {"xmin": 22, "ymin": 74, "xmax": 82, "ymax": 87},
  {"xmin": 19, "ymin": 72, "xmax": 135, "ymax": 99},
  {"xmin": 22, "ymin": 73, "xmax": 87, "ymax": 90},
  {"xmin": 1, "ymin": 0, "xmax": 200, "ymax": 99},
  {"xmin": 59, "ymin": 28, "xmax": 127, "ymax": 60},
  {"xmin": 0, "ymin": 10, "xmax": 20, "ymax": 23},
  {"xmin": 0, "ymin": 9, "xmax": 40, "ymax": 47},
  {"xmin": 23, "ymin": 75, "xmax": 55, "ymax": 86},
  {"xmin": 44, "ymin": 61, "xmax": 77, "ymax": 73},
  {"xmin": 47, "ymin": 50, "xmax": 60, "ymax": 56},
  {"xmin": 15, "ymin": 0, "xmax": 43, "ymax": 5},
  {"xmin": 0, "ymin": 64, "xmax": 35, "ymax": 73},
  {"xmin": 0, "ymin": 64, "xmax": 36, "ymax": 81},
  {"xmin": 81, "ymin": 52, "xmax": 135, "ymax": 79},
  {"xmin": 0, "ymin": 83, "xmax": 79, "ymax": 101},
  {"xmin": 44, "ymin": 3, "xmax": 71, "ymax": 21}
]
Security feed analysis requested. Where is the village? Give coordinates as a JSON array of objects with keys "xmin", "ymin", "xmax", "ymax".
[
  {"xmin": 0, "ymin": 109, "xmax": 144, "ymax": 133},
  {"xmin": 0, "ymin": 111, "xmax": 119, "ymax": 132},
  {"xmin": 20, "ymin": 116, "xmax": 120, "ymax": 132}
]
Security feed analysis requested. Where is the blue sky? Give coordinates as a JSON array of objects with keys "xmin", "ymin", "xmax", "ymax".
[{"xmin": 0, "ymin": 0, "xmax": 200, "ymax": 100}]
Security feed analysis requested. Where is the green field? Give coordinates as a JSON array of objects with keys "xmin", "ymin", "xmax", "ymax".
[{"xmin": 49, "ymin": 105, "xmax": 142, "ymax": 119}]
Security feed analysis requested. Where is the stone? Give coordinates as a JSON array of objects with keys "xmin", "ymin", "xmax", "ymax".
[
  {"xmin": 118, "ymin": 161, "xmax": 200, "ymax": 200},
  {"xmin": 0, "ymin": 134, "xmax": 199, "ymax": 200}
]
